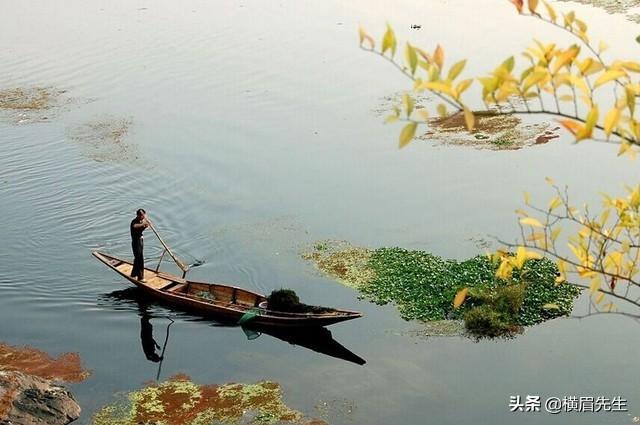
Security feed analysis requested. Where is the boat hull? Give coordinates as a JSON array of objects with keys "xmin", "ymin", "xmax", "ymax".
[{"xmin": 92, "ymin": 251, "xmax": 362, "ymax": 327}]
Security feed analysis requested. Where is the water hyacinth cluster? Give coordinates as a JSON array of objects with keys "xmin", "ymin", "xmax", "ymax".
[{"xmin": 304, "ymin": 242, "xmax": 581, "ymax": 337}]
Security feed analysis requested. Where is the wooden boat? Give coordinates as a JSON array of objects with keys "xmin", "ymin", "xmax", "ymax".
[{"xmin": 92, "ymin": 251, "xmax": 362, "ymax": 327}]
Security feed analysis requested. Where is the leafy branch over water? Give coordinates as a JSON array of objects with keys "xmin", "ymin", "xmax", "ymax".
[{"xmin": 360, "ymin": 0, "xmax": 640, "ymax": 319}]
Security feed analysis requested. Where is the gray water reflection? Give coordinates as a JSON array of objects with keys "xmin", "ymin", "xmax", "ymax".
[{"xmin": 1, "ymin": 0, "xmax": 639, "ymax": 423}]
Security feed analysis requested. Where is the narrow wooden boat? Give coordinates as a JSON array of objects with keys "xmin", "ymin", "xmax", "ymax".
[{"xmin": 92, "ymin": 251, "xmax": 362, "ymax": 327}]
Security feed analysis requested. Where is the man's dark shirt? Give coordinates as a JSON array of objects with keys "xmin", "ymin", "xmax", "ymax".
[{"xmin": 131, "ymin": 218, "xmax": 146, "ymax": 239}]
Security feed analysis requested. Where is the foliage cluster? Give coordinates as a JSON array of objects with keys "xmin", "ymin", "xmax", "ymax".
[
  {"xmin": 267, "ymin": 289, "xmax": 335, "ymax": 314},
  {"xmin": 360, "ymin": 247, "xmax": 580, "ymax": 335}
]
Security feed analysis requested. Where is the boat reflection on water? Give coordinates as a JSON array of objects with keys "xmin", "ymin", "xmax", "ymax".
[{"xmin": 99, "ymin": 288, "xmax": 366, "ymax": 373}]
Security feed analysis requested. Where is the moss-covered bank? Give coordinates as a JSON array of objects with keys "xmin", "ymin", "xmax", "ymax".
[{"xmin": 303, "ymin": 242, "xmax": 581, "ymax": 337}]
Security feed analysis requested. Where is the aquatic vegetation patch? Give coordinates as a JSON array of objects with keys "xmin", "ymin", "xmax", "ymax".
[
  {"xmin": 0, "ymin": 87, "xmax": 69, "ymax": 123},
  {"xmin": 301, "ymin": 240, "xmax": 374, "ymax": 289},
  {"xmin": 303, "ymin": 242, "xmax": 581, "ymax": 336},
  {"xmin": 419, "ymin": 112, "xmax": 556, "ymax": 150},
  {"xmin": 91, "ymin": 375, "xmax": 327, "ymax": 424},
  {"xmin": 70, "ymin": 116, "xmax": 137, "ymax": 163},
  {"xmin": 0, "ymin": 342, "xmax": 90, "ymax": 383},
  {"xmin": 0, "ymin": 87, "xmax": 58, "ymax": 110},
  {"xmin": 397, "ymin": 321, "xmax": 466, "ymax": 338}
]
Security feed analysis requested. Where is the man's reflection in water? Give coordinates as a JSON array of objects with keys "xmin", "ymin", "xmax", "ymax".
[{"xmin": 140, "ymin": 309, "xmax": 163, "ymax": 363}]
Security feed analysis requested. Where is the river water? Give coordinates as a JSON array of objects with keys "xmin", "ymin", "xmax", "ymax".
[{"xmin": 1, "ymin": 1, "xmax": 639, "ymax": 424}]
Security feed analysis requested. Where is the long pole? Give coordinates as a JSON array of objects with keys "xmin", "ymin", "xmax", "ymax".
[
  {"xmin": 146, "ymin": 219, "xmax": 189, "ymax": 274},
  {"xmin": 156, "ymin": 318, "xmax": 174, "ymax": 381}
]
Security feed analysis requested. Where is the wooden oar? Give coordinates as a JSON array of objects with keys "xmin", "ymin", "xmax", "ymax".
[{"xmin": 145, "ymin": 218, "xmax": 189, "ymax": 274}]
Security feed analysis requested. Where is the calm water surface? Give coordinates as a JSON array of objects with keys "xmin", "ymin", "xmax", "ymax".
[{"xmin": 1, "ymin": 1, "xmax": 639, "ymax": 424}]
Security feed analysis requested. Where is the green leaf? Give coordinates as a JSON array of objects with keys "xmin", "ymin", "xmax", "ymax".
[
  {"xmin": 502, "ymin": 56, "xmax": 515, "ymax": 73},
  {"xmin": 405, "ymin": 43, "xmax": 418, "ymax": 75},
  {"xmin": 399, "ymin": 122, "xmax": 418, "ymax": 148},
  {"xmin": 447, "ymin": 59, "xmax": 466, "ymax": 81}
]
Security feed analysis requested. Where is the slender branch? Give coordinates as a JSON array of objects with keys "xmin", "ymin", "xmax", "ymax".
[{"xmin": 359, "ymin": 46, "xmax": 463, "ymax": 112}]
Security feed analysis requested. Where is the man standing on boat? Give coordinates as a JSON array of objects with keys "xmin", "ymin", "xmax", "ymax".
[{"xmin": 131, "ymin": 208, "xmax": 149, "ymax": 282}]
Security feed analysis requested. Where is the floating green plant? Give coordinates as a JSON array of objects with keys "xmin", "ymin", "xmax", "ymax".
[{"xmin": 303, "ymin": 242, "xmax": 581, "ymax": 337}]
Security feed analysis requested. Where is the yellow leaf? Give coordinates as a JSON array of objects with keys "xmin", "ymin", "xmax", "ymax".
[
  {"xmin": 381, "ymin": 24, "xmax": 397, "ymax": 57},
  {"xmin": 416, "ymin": 109, "xmax": 429, "ymax": 121},
  {"xmin": 522, "ymin": 68, "xmax": 549, "ymax": 92},
  {"xmin": 515, "ymin": 208, "xmax": 529, "ymax": 217},
  {"xmin": 603, "ymin": 107, "xmax": 621, "ymax": 138},
  {"xmin": 436, "ymin": 103, "xmax": 447, "ymax": 118},
  {"xmin": 402, "ymin": 93, "xmax": 414, "ymax": 118},
  {"xmin": 542, "ymin": 303, "xmax": 560, "ymax": 310},
  {"xmin": 618, "ymin": 141, "xmax": 633, "ymax": 157},
  {"xmin": 563, "ymin": 11, "xmax": 575, "ymax": 28},
  {"xmin": 551, "ymin": 226, "xmax": 562, "ymax": 242},
  {"xmin": 574, "ymin": 18, "xmax": 587, "ymax": 33},
  {"xmin": 549, "ymin": 197, "xmax": 562, "ymax": 210},
  {"xmin": 543, "ymin": 1, "xmax": 556, "ymax": 22},
  {"xmin": 526, "ymin": 250, "xmax": 543, "ymax": 260},
  {"xmin": 523, "ymin": 191, "xmax": 531, "ymax": 204},
  {"xmin": 447, "ymin": 59, "xmax": 466, "ymax": 81},
  {"xmin": 527, "ymin": 232, "xmax": 546, "ymax": 242},
  {"xmin": 511, "ymin": 0, "xmax": 524, "ymax": 13},
  {"xmin": 384, "ymin": 114, "xmax": 399, "ymax": 124},
  {"xmin": 358, "ymin": 26, "xmax": 375, "ymax": 49},
  {"xmin": 595, "ymin": 291, "xmax": 605, "ymax": 304},
  {"xmin": 456, "ymin": 79, "xmax": 473, "ymax": 97},
  {"xmin": 621, "ymin": 240, "xmax": 631, "ymax": 253},
  {"xmin": 622, "ymin": 61, "xmax": 640, "ymax": 73},
  {"xmin": 528, "ymin": 0, "xmax": 539, "ymax": 13},
  {"xmin": 552, "ymin": 46, "xmax": 579, "ymax": 74},
  {"xmin": 405, "ymin": 43, "xmax": 418, "ymax": 75},
  {"xmin": 576, "ymin": 106, "xmax": 598, "ymax": 141},
  {"xmin": 433, "ymin": 44, "xmax": 444, "ymax": 69},
  {"xmin": 594, "ymin": 70, "xmax": 626, "ymax": 89},
  {"xmin": 598, "ymin": 40, "xmax": 608, "ymax": 54},
  {"xmin": 496, "ymin": 260, "xmax": 514, "ymax": 280},
  {"xmin": 589, "ymin": 277, "xmax": 600, "ymax": 294},
  {"xmin": 420, "ymin": 81, "xmax": 455, "ymax": 97},
  {"xmin": 584, "ymin": 61, "xmax": 604, "ymax": 76},
  {"xmin": 520, "ymin": 217, "xmax": 544, "ymax": 227},
  {"xmin": 453, "ymin": 287, "xmax": 468, "ymax": 308},
  {"xmin": 557, "ymin": 119, "xmax": 583, "ymax": 137},
  {"xmin": 545, "ymin": 176, "xmax": 555, "ymax": 185},
  {"xmin": 399, "ymin": 122, "xmax": 417, "ymax": 149},
  {"xmin": 463, "ymin": 107, "xmax": 475, "ymax": 131},
  {"xmin": 559, "ymin": 94, "xmax": 574, "ymax": 102},
  {"xmin": 514, "ymin": 246, "xmax": 527, "ymax": 268}
]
